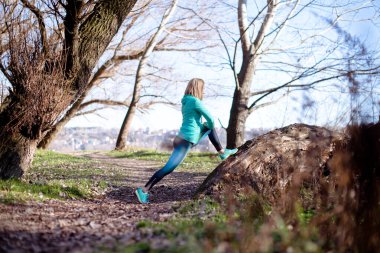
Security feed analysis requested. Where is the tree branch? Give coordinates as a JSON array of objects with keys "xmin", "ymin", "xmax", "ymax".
[
  {"xmin": 154, "ymin": 45, "xmax": 215, "ymax": 51},
  {"xmin": 264, "ymin": 0, "xmax": 300, "ymax": 50},
  {"xmin": 131, "ymin": 0, "xmax": 178, "ymax": 105},
  {"xmin": 79, "ymin": 99, "xmax": 131, "ymax": 110},
  {"xmin": 139, "ymin": 94, "xmax": 177, "ymax": 106},
  {"xmin": 75, "ymin": 107, "xmax": 107, "ymax": 117},
  {"xmin": 248, "ymin": 74, "xmax": 344, "ymax": 112},
  {"xmin": 0, "ymin": 62, "xmax": 14, "ymax": 86},
  {"xmin": 251, "ymin": 84, "xmax": 315, "ymax": 96},
  {"xmin": 114, "ymin": 51, "xmax": 144, "ymax": 61},
  {"xmin": 252, "ymin": 0, "xmax": 278, "ymax": 54},
  {"xmin": 238, "ymin": 0, "xmax": 250, "ymax": 54},
  {"xmin": 248, "ymin": 89, "xmax": 289, "ymax": 114},
  {"xmin": 63, "ymin": 0, "xmax": 83, "ymax": 76},
  {"xmin": 20, "ymin": 0, "xmax": 48, "ymax": 55}
]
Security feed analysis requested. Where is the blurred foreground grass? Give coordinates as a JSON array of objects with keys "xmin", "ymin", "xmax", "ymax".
[{"xmin": 119, "ymin": 195, "xmax": 322, "ymax": 253}]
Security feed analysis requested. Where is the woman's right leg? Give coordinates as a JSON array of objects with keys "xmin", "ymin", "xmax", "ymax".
[
  {"xmin": 199, "ymin": 127, "xmax": 238, "ymax": 160},
  {"xmin": 207, "ymin": 128, "xmax": 223, "ymax": 152},
  {"xmin": 144, "ymin": 137, "xmax": 192, "ymax": 191},
  {"xmin": 199, "ymin": 127, "xmax": 223, "ymax": 152}
]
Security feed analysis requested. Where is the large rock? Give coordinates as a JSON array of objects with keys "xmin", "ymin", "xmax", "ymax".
[{"xmin": 196, "ymin": 124, "xmax": 344, "ymax": 203}]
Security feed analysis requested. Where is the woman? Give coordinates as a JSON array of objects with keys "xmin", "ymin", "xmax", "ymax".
[{"xmin": 135, "ymin": 78, "xmax": 238, "ymax": 204}]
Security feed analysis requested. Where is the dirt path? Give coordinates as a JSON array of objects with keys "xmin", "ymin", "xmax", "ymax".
[{"xmin": 0, "ymin": 152, "xmax": 209, "ymax": 253}]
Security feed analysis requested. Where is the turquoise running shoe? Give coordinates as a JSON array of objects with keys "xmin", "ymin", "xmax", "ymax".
[
  {"xmin": 135, "ymin": 187, "xmax": 149, "ymax": 204},
  {"xmin": 219, "ymin": 148, "xmax": 238, "ymax": 160}
]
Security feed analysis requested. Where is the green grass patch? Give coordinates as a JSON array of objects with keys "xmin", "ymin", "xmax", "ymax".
[
  {"xmin": 0, "ymin": 179, "xmax": 85, "ymax": 204},
  {"xmin": 1, "ymin": 148, "xmax": 218, "ymax": 204},
  {"xmin": 108, "ymin": 148, "xmax": 219, "ymax": 173},
  {"xmin": 0, "ymin": 150, "xmax": 110, "ymax": 204},
  {"xmin": 31, "ymin": 150, "xmax": 125, "ymax": 181},
  {"xmin": 120, "ymin": 198, "xmax": 229, "ymax": 252},
  {"xmin": 33, "ymin": 150, "xmax": 92, "ymax": 167},
  {"xmin": 30, "ymin": 150, "xmax": 101, "ymax": 179},
  {"xmin": 128, "ymin": 219, "xmax": 209, "ymax": 252}
]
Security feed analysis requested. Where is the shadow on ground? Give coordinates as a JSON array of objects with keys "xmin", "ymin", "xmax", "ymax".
[{"xmin": 0, "ymin": 230, "xmax": 134, "ymax": 253}]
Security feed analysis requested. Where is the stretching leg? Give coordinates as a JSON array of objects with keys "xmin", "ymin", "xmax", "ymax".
[
  {"xmin": 144, "ymin": 137, "xmax": 192, "ymax": 190},
  {"xmin": 199, "ymin": 127, "xmax": 223, "ymax": 152}
]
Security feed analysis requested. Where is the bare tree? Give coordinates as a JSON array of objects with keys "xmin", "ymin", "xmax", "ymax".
[
  {"xmin": 0, "ymin": 0, "xmax": 137, "ymax": 179},
  {"xmin": 114, "ymin": 0, "xmax": 178, "ymax": 150},
  {"xmin": 210, "ymin": 0, "xmax": 380, "ymax": 148}
]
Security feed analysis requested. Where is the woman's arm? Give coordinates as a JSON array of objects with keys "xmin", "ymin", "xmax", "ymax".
[{"xmin": 194, "ymin": 99, "xmax": 215, "ymax": 129}]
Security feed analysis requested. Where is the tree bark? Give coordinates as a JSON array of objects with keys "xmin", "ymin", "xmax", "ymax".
[
  {"xmin": 0, "ymin": 88, "xmax": 47, "ymax": 178},
  {"xmin": 38, "ymin": 91, "xmax": 88, "ymax": 149},
  {"xmin": 226, "ymin": 53, "xmax": 257, "ymax": 148},
  {"xmin": 115, "ymin": 103, "xmax": 137, "ymax": 150},
  {"xmin": 0, "ymin": 133, "xmax": 38, "ymax": 179},
  {"xmin": 226, "ymin": 86, "xmax": 249, "ymax": 148},
  {"xmin": 197, "ymin": 124, "xmax": 343, "ymax": 204}
]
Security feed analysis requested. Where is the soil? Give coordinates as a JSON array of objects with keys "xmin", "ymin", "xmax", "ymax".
[{"xmin": 0, "ymin": 152, "xmax": 209, "ymax": 253}]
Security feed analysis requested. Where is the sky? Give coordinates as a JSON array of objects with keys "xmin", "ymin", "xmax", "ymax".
[{"xmin": 66, "ymin": 0, "xmax": 380, "ymax": 132}]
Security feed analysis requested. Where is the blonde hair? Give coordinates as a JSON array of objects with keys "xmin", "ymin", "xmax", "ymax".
[{"xmin": 184, "ymin": 78, "xmax": 204, "ymax": 100}]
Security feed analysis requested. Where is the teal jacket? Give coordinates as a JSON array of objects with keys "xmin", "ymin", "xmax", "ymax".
[{"xmin": 178, "ymin": 95, "xmax": 215, "ymax": 144}]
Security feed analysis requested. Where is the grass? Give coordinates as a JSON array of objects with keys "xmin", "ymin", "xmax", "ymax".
[
  {"xmin": 30, "ymin": 150, "xmax": 107, "ymax": 179},
  {"xmin": 1, "ymin": 149, "xmax": 330, "ymax": 253},
  {"xmin": 122, "ymin": 196, "xmax": 269, "ymax": 252},
  {"xmin": 33, "ymin": 150, "xmax": 92, "ymax": 167},
  {"xmin": 0, "ymin": 150, "xmax": 109, "ymax": 204},
  {"xmin": 0, "ymin": 179, "xmax": 85, "ymax": 204},
  {"xmin": 120, "ymin": 194, "xmax": 324, "ymax": 253},
  {"xmin": 108, "ymin": 148, "xmax": 220, "ymax": 173},
  {"xmin": 0, "ymin": 148, "xmax": 219, "ymax": 204},
  {"xmin": 121, "ymin": 197, "xmax": 227, "ymax": 253}
]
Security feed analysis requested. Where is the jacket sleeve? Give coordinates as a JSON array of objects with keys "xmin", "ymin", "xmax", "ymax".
[{"xmin": 194, "ymin": 99, "xmax": 215, "ymax": 129}]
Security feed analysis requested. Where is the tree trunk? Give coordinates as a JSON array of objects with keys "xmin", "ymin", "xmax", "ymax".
[
  {"xmin": 0, "ymin": 134, "xmax": 38, "ymax": 179},
  {"xmin": 197, "ymin": 124, "xmax": 343, "ymax": 204},
  {"xmin": 226, "ymin": 0, "xmax": 278, "ymax": 149},
  {"xmin": 114, "ymin": 0, "xmax": 178, "ymax": 150},
  {"xmin": 38, "ymin": 91, "xmax": 88, "ymax": 149},
  {"xmin": 226, "ymin": 88, "xmax": 249, "ymax": 148},
  {"xmin": 115, "ymin": 103, "xmax": 137, "ymax": 150},
  {"xmin": 0, "ymin": 0, "xmax": 137, "ymax": 179},
  {"xmin": 37, "ymin": 117, "xmax": 70, "ymax": 149},
  {"xmin": 226, "ymin": 55, "xmax": 255, "ymax": 148}
]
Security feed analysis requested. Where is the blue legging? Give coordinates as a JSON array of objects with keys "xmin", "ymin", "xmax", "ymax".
[{"xmin": 145, "ymin": 128, "xmax": 222, "ymax": 190}]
